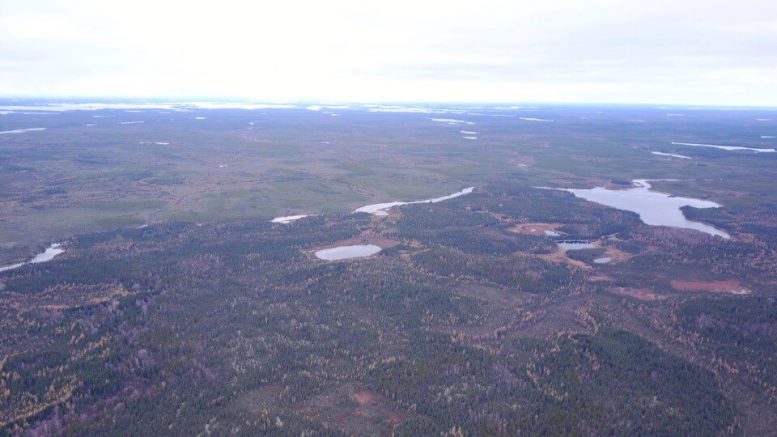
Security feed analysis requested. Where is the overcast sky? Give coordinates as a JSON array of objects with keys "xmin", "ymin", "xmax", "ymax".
[{"xmin": 1, "ymin": 0, "xmax": 776, "ymax": 105}]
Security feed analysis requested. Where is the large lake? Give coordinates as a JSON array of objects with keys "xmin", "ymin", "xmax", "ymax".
[
  {"xmin": 314, "ymin": 244, "xmax": 382, "ymax": 261},
  {"xmin": 557, "ymin": 179, "xmax": 729, "ymax": 239}
]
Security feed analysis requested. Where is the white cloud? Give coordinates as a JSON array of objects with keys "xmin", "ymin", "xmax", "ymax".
[{"xmin": 0, "ymin": 0, "xmax": 775, "ymax": 105}]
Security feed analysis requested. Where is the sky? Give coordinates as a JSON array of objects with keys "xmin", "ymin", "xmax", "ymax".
[{"xmin": 1, "ymin": 0, "xmax": 776, "ymax": 106}]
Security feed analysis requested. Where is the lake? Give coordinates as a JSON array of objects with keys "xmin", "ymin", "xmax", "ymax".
[
  {"xmin": 652, "ymin": 151, "xmax": 691, "ymax": 159},
  {"xmin": 671, "ymin": 141, "xmax": 775, "ymax": 153},
  {"xmin": 354, "ymin": 187, "xmax": 475, "ymax": 216},
  {"xmin": 271, "ymin": 215, "xmax": 308, "ymax": 224},
  {"xmin": 0, "ymin": 243, "xmax": 65, "ymax": 272},
  {"xmin": 556, "ymin": 179, "xmax": 729, "ymax": 239},
  {"xmin": 314, "ymin": 244, "xmax": 382, "ymax": 261},
  {"xmin": 557, "ymin": 241, "xmax": 596, "ymax": 250}
]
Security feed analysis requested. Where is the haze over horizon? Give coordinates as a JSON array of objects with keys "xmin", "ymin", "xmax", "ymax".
[{"xmin": 1, "ymin": 0, "xmax": 776, "ymax": 106}]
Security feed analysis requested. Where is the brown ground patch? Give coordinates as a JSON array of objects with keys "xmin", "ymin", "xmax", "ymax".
[
  {"xmin": 587, "ymin": 274, "xmax": 612, "ymax": 282},
  {"xmin": 601, "ymin": 246, "xmax": 631, "ymax": 263},
  {"xmin": 671, "ymin": 280, "xmax": 751, "ymax": 295},
  {"xmin": 610, "ymin": 287, "xmax": 667, "ymax": 301},
  {"xmin": 240, "ymin": 383, "xmax": 405, "ymax": 435},
  {"xmin": 539, "ymin": 248, "xmax": 591, "ymax": 270},
  {"xmin": 508, "ymin": 223, "xmax": 562, "ymax": 236},
  {"xmin": 351, "ymin": 391, "xmax": 376, "ymax": 406},
  {"xmin": 299, "ymin": 385, "xmax": 405, "ymax": 434},
  {"xmin": 348, "ymin": 390, "xmax": 403, "ymax": 424}
]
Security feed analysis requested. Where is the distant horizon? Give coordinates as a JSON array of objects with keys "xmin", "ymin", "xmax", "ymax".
[{"xmin": 1, "ymin": 96, "xmax": 776, "ymax": 110}]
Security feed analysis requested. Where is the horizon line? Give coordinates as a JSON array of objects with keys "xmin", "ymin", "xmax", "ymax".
[{"xmin": 1, "ymin": 96, "xmax": 776, "ymax": 110}]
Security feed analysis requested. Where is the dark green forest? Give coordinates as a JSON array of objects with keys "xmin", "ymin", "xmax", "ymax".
[{"xmin": 1, "ymin": 105, "xmax": 776, "ymax": 435}]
